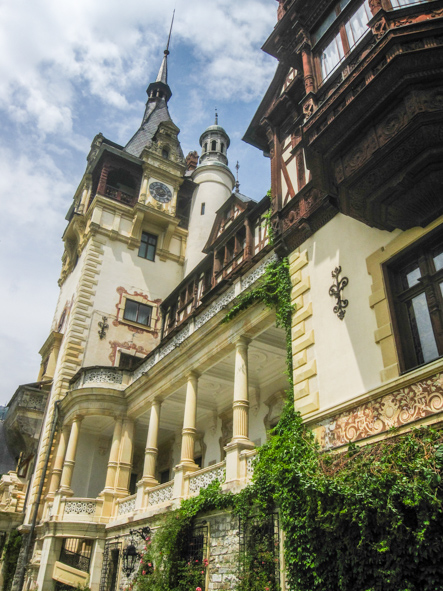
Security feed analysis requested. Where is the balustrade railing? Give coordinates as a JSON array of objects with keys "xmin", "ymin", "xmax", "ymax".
[
  {"xmin": 186, "ymin": 461, "xmax": 226, "ymax": 495},
  {"xmin": 147, "ymin": 481, "xmax": 174, "ymax": 506},
  {"xmin": 117, "ymin": 494, "xmax": 136, "ymax": 516}
]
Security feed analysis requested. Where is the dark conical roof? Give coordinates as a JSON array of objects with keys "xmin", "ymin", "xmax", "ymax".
[{"xmin": 124, "ymin": 13, "xmax": 175, "ymax": 158}]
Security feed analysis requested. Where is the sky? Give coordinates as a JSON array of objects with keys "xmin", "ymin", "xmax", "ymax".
[{"xmin": 0, "ymin": 0, "xmax": 279, "ymax": 405}]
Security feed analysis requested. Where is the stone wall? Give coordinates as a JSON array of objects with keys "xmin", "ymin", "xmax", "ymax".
[{"xmin": 205, "ymin": 511, "xmax": 239, "ymax": 591}]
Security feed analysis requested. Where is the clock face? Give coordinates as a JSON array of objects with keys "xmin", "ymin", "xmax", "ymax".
[{"xmin": 149, "ymin": 181, "xmax": 172, "ymax": 203}]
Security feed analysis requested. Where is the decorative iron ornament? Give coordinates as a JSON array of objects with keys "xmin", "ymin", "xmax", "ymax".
[
  {"xmin": 329, "ymin": 266, "xmax": 349, "ymax": 320},
  {"xmin": 98, "ymin": 316, "xmax": 109, "ymax": 340}
]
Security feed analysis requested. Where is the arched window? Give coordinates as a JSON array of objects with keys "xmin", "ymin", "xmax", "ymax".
[
  {"xmin": 211, "ymin": 140, "xmax": 217, "ymax": 151},
  {"xmin": 204, "ymin": 143, "xmax": 208, "ymax": 153},
  {"xmin": 221, "ymin": 143, "xmax": 225, "ymax": 154},
  {"xmin": 162, "ymin": 148, "xmax": 169, "ymax": 159}
]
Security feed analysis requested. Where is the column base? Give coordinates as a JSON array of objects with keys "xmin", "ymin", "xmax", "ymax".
[
  {"xmin": 57, "ymin": 486, "xmax": 74, "ymax": 497},
  {"xmin": 224, "ymin": 439, "xmax": 255, "ymax": 483}
]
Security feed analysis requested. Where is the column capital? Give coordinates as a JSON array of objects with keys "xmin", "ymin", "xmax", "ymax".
[
  {"xmin": 187, "ymin": 370, "xmax": 200, "ymax": 380},
  {"xmin": 71, "ymin": 414, "xmax": 84, "ymax": 424},
  {"xmin": 234, "ymin": 335, "xmax": 251, "ymax": 348}
]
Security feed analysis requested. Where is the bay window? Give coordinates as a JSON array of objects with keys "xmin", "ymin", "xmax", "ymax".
[{"xmin": 317, "ymin": 0, "xmax": 372, "ymax": 80}]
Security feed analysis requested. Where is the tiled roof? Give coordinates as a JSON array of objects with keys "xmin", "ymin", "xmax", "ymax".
[{"xmin": 124, "ymin": 99, "xmax": 173, "ymax": 158}]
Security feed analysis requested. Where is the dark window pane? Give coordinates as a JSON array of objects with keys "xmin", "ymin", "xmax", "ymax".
[
  {"xmin": 434, "ymin": 249, "xmax": 443, "ymax": 272},
  {"xmin": 138, "ymin": 241, "xmax": 147, "ymax": 258},
  {"xmin": 139, "ymin": 232, "xmax": 157, "ymax": 261},
  {"xmin": 137, "ymin": 304, "xmax": 151, "ymax": 326},
  {"xmin": 407, "ymin": 293, "xmax": 439, "ymax": 364},
  {"xmin": 123, "ymin": 300, "xmax": 138, "ymax": 322}
]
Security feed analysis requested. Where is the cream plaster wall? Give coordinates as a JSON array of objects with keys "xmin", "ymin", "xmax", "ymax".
[
  {"xmin": 304, "ymin": 213, "xmax": 401, "ymax": 412},
  {"xmin": 51, "ymin": 249, "xmax": 85, "ymax": 333},
  {"xmin": 184, "ymin": 164, "xmax": 235, "ymax": 275},
  {"xmin": 71, "ymin": 431, "xmax": 109, "ymax": 498},
  {"xmin": 82, "ymin": 236, "xmax": 184, "ymax": 367}
]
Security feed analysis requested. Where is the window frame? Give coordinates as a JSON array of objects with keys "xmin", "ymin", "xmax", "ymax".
[
  {"xmin": 384, "ymin": 230, "xmax": 443, "ymax": 373},
  {"xmin": 138, "ymin": 231, "xmax": 158, "ymax": 262},
  {"xmin": 123, "ymin": 299, "xmax": 153, "ymax": 327},
  {"xmin": 315, "ymin": 0, "xmax": 372, "ymax": 82}
]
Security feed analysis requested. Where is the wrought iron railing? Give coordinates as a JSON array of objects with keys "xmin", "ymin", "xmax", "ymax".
[{"xmin": 59, "ymin": 547, "xmax": 91, "ymax": 573}]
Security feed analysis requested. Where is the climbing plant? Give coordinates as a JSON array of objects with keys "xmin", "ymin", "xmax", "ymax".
[
  {"xmin": 130, "ymin": 482, "xmax": 234, "ymax": 591},
  {"xmin": 2, "ymin": 530, "xmax": 22, "ymax": 591}
]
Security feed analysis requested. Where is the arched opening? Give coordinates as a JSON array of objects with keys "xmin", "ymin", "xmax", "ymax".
[
  {"xmin": 221, "ymin": 143, "xmax": 225, "ymax": 154},
  {"xmin": 211, "ymin": 140, "xmax": 217, "ymax": 151},
  {"xmin": 106, "ymin": 168, "xmax": 136, "ymax": 205},
  {"xmin": 162, "ymin": 147, "xmax": 169, "ymax": 159}
]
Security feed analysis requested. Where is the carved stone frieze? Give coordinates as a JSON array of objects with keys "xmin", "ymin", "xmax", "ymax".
[{"xmin": 316, "ymin": 372, "xmax": 443, "ymax": 450}]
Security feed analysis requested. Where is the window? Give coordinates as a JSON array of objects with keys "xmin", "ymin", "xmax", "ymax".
[
  {"xmin": 118, "ymin": 352, "xmax": 142, "ymax": 370},
  {"xmin": 138, "ymin": 232, "xmax": 157, "ymax": 261},
  {"xmin": 123, "ymin": 299, "xmax": 152, "ymax": 327},
  {"xmin": 317, "ymin": 0, "xmax": 371, "ymax": 80},
  {"xmin": 162, "ymin": 147, "xmax": 169, "ymax": 159},
  {"xmin": 386, "ymin": 232, "xmax": 443, "ymax": 372},
  {"xmin": 201, "ymin": 203, "xmax": 205, "ymax": 215},
  {"xmin": 211, "ymin": 140, "xmax": 217, "ymax": 151}
]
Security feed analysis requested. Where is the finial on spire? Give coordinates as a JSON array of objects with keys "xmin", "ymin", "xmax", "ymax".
[
  {"xmin": 215, "ymin": 108, "xmax": 218, "ymax": 125},
  {"xmin": 235, "ymin": 161, "xmax": 240, "ymax": 192},
  {"xmin": 165, "ymin": 9, "xmax": 175, "ymax": 56},
  {"xmin": 155, "ymin": 10, "xmax": 175, "ymax": 84}
]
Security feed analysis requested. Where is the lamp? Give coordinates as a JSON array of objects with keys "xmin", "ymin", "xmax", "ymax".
[{"xmin": 122, "ymin": 542, "xmax": 140, "ymax": 576}]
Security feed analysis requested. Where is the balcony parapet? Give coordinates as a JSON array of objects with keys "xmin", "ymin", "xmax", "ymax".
[
  {"xmin": 70, "ymin": 367, "xmax": 130, "ymax": 391},
  {"xmin": 147, "ymin": 481, "xmax": 174, "ymax": 507},
  {"xmin": 59, "ymin": 496, "xmax": 106, "ymax": 523},
  {"xmin": 186, "ymin": 461, "xmax": 226, "ymax": 496},
  {"xmin": 116, "ymin": 494, "xmax": 136, "ymax": 516}
]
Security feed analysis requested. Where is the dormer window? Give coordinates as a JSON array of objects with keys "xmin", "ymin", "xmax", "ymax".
[{"xmin": 315, "ymin": 0, "xmax": 371, "ymax": 81}]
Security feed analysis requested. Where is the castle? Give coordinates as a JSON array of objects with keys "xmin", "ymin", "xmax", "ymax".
[{"xmin": 1, "ymin": 0, "xmax": 443, "ymax": 589}]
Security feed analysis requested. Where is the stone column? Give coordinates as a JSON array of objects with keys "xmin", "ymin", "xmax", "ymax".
[
  {"xmin": 180, "ymin": 372, "xmax": 199, "ymax": 466},
  {"xmin": 232, "ymin": 337, "xmax": 251, "ymax": 443},
  {"xmin": 47, "ymin": 425, "xmax": 70, "ymax": 496},
  {"xmin": 173, "ymin": 372, "xmax": 199, "ymax": 499},
  {"xmin": 115, "ymin": 419, "xmax": 134, "ymax": 495},
  {"xmin": 225, "ymin": 337, "xmax": 254, "ymax": 483},
  {"xmin": 59, "ymin": 416, "xmax": 83, "ymax": 495},
  {"xmin": 102, "ymin": 418, "xmax": 123, "ymax": 493},
  {"xmin": 142, "ymin": 400, "xmax": 162, "ymax": 486}
]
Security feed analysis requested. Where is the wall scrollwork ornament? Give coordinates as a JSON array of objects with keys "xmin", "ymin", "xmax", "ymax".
[
  {"xmin": 329, "ymin": 266, "xmax": 349, "ymax": 320},
  {"xmin": 98, "ymin": 316, "xmax": 109, "ymax": 340}
]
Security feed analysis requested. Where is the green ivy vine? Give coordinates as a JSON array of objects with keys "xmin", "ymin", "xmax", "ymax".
[
  {"xmin": 129, "ymin": 482, "xmax": 234, "ymax": 591},
  {"xmin": 2, "ymin": 530, "xmax": 22, "ymax": 591}
]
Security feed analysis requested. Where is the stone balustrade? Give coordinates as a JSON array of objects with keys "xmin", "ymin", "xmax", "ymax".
[
  {"xmin": 147, "ymin": 481, "xmax": 174, "ymax": 507},
  {"xmin": 116, "ymin": 494, "xmax": 137, "ymax": 516},
  {"xmin": 186, "ymin": 461, "xmax": 226, "ymax": 496},
  {"xmin": 60, "ymin": 497, "xmax": 105, "ymax": 523}
]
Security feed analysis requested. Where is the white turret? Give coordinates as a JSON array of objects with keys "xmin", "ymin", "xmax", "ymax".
[{"xmin": 184, "ymin": 114, "xmax": 235, "ymax": 274}]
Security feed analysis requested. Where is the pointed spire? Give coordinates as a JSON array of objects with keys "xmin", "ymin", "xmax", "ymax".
[
  {"xmin": 215, "ymin": 108, "xmax": 218, "ymax": 125},
  {"xmin": 156, "ymin": 10, "xmax": 175, "ymax": 84}
]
